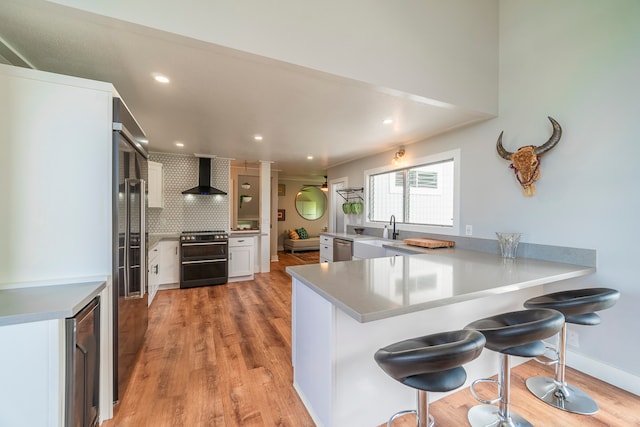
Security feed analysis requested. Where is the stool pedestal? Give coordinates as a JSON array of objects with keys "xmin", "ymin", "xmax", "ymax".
[
  {"xmin": 523, "ymin": 287, "xmax": 619, "ymax": 415},
  {"xmin": 468, "ymin": 354, "xmax": 533, "ymax": 427},
  {"xmin": 465, "ymin": 309, "xmax": 564, "ymax": 427},
  {"xmin": 386, "ymin": 390, "xmax": 433, "ymax": 427},
  {"xmin": 525, "ymin": 324, "xmax": 598, "ymax": 414}
]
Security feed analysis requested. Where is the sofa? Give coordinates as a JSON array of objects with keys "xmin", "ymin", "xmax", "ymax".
[{"xmin": 283, "ymin": 236, "xmax": 320, "ymax": 253}]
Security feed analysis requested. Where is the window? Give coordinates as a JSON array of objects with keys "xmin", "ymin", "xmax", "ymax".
[{"xmin": 367, "ymin": 151, "xmax": 458, "ymax": 230}]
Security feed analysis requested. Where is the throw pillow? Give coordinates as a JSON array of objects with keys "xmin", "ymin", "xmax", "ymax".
[
  {"xmin": 288, "ymin": 229, "xmax": 300, "ymax": 240},
  {"xmin": 296, "ymin": 227, "xmax": 309, "ymax": 239}
]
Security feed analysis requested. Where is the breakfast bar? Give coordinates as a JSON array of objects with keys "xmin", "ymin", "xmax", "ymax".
[{"xmin": 286, "ymin": 249, "xmax": 595, "ymax": 427}]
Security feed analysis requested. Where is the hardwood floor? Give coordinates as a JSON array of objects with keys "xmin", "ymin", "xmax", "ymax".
[{"xmin": 104, "ymin": 252, "xmax": 639, "ymax": 426}]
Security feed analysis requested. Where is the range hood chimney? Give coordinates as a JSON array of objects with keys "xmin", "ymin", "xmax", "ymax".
[{"xmin": 182, "ymin": 157, "xmax": 227, "ymax": 195}]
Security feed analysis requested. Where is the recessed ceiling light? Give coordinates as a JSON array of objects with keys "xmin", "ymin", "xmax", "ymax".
[
  {"xmin": 153, "ymin": 74, "xmax": 170, "ymax": 84},
  {"xmin": 383, "ymin": 118, "xmax": 393, "ymax": 125},
  {"xmin": 254, "ymin": 135, "xmax": 263, "ymax": 141},
  {"xmin": 307, "ymin": 156, "xmax": 314, "ymax": 160},
  {"xmin": 175, "ymin": 142, "xmax": 184, "ymax": 147}
]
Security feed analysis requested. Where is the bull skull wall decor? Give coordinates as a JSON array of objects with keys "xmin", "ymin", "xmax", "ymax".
[{"xmin": 496, "ymin": 116, "xmax": 562, "ymax": 196}]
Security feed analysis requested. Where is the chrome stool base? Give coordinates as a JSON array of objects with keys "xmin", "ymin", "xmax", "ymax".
[
  {"xmin": 468, "ymin": 404, "xmax": 532, "ymax": 427},
  {"xmin": 387, "ymin": 409, "xmax": 434, "ymax": 427},
  {"xmin": 526, "ymin": 376, "xmax": 598, "ymax": 415}
]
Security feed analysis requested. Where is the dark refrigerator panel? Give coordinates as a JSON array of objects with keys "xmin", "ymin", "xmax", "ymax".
[{"xmin": 112, "ymin": 97, "xmax": 148, "ymax": 404}]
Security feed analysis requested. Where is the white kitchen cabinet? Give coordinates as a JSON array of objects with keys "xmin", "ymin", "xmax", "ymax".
[
  {"xmin": 148, "ymin": 160, "xmax": 164, "ymax": 208},
  {"xmin": 158, "ymin": 240, "xmax": 179, "ymax": 286},
  {"xmin": 228, "ymin": 236, "xmax": 254, "ymax": 282},
  {"xmin": 148, "ymin": 244, "xmax": 160, "ymax": 306},
  {"xmin": 0, "ymin": 64, "xmax": 115, "ymax": 424},
  {"xmin": 320, "ymin": 235, "xmax": 333, "ymax": 263}
]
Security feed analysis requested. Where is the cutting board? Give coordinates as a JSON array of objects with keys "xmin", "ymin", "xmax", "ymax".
[{"xmin": 403, "ymin": 238, "xmax": 455, "ymax": 248}]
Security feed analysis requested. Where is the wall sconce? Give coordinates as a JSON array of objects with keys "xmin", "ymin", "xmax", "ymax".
[{"xmin": 393, "ymin": 148, "xmax": 405, "ymax": 165}]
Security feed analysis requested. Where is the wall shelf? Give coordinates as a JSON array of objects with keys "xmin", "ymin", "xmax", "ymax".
[{"xmin": 336, "ymin": 187, "xmax": 364, "ymax": 202}]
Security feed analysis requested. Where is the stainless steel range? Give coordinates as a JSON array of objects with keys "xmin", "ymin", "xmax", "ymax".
[{"xmin": 179, "ymin": 230, "xmax": 228, "ymax": 288}]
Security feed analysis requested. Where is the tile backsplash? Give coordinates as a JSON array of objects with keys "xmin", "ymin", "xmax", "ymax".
[{"xmin": 148, "ymin": 153, "xmax": 230, "ymax": 233}]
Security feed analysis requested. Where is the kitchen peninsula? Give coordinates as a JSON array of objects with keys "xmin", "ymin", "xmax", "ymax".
[{"xmin": 286, "ymin": 249, "xmax": 595, "ymax": 427}]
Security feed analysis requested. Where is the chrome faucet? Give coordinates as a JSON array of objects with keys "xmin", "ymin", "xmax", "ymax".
[{"xmin": 389, "ymin": 215, "xmax": 399, "ymax": 240}]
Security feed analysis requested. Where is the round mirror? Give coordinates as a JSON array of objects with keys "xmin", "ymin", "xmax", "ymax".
[{"xmin": 295, "ymin": 186, "xmax": 327, "ymax": 221}]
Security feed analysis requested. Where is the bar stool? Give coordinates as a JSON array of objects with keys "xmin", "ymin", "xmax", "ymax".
[
  {"xmin": 523, "ymin": 287, "xmax": 620, "ymax": 414},
  {"xmin": 465, "ymin": 308, "xmax": 564, "ymax": 427},
  {"xmin": 374, "ymin": 330, "xmax": 485, "ymax": 427}
]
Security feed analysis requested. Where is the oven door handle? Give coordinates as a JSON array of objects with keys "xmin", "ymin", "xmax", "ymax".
[
  {"xmin": 181, "ymin": 242, "xmax": 227, "ymax": 246},
  {"xmin": 182, "ymin": 259, "xmax": 227, "ymax": 265}
]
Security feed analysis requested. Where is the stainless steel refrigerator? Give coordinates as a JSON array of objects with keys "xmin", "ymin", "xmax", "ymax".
[{"xmin": 112, "ymin": 97, "xmax": 149, "ymax": 404}]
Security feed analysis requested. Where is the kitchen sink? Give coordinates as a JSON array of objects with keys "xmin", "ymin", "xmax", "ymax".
[
  {"xmin": 356, "ymin": 239, "xmax": 389, "ymax": 247},
  {"xmin": 353, "ymin": 239, "xmax": 393, "ymax": 259}
]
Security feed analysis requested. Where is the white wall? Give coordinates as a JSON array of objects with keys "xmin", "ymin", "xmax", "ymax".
[
  {"xmin": 48, "ymin": 0, "xmax": 498, "ymax": 114},
  {"xmin": 330, "ymin": 0, "xmax": 640, "ymax": 391}
]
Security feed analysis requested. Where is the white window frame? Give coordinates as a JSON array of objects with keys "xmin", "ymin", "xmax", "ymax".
[{"xmin": 364, "ymin": 149, "xmax": 461, "ymax": 236}]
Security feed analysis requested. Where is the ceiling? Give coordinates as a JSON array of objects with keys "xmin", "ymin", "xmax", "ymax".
[{"xmin": 0, "ymin": 0, "xmax": 490, "ymax": 177}]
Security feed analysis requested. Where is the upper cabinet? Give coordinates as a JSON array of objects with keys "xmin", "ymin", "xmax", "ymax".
[{"xmin": 148, "ymin": 161, "xmax": 164, "ymax": 208}]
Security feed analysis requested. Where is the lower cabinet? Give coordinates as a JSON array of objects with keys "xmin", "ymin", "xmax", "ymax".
[
  {"xmin": 158, "ymin": 240, "xmax": 179, "ymax": 286},
  {"xmin": 320, "ymin": 235, "xmax": 333, "ymax": 263},
  {"xmin": 148, "ymin": 240, "xmax": 180, "ymax": 302},
  {"xmin": 229, "ymin": 236, "xmax": 254, "ymax": 282},
  {"xmin": 148, "ymin": 244, "xmax": 160, "ymax": 305}
]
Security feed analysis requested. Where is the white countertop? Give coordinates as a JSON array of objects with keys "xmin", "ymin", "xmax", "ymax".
[
  {"xmin": 0, "ymin": 280, "xmax": 106, "ymax": 326},
  {"xmin": 320, "ymin": 231, "xmax": 378, "ymax": 242},
  {"xmin": 286, "ymin": 248, "xmax": 595, "ymax": 322}
]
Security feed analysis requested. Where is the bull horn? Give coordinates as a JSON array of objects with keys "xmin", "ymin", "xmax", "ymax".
[
  {"xmin": 496, "ymin": 131, "xmax": 513, "ymax": 160},
  {"xmin": 534, "ymin": 116, "xmax": 562, "ymax": 155}
]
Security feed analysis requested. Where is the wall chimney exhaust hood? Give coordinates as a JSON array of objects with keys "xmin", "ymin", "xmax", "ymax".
[{"xmin": 182, "ymin": 157, "xmax": 227, "ymax": 195}]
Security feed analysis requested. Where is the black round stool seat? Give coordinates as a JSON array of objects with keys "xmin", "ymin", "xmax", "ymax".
[
  {"xmin": 375, "ymin": 329, "xmax": 485, "ymax": 392},
  {"xmin": 464, "ymin": 308, "xmax": 565, "ymax": 356},
  {"xmin": 524, "ymin": 287, "xmax": 620, "ymax": 325}
]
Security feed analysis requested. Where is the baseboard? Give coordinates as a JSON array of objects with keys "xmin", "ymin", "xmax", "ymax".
[
  {"xmin": 158, "ymin": 283, "xmax": 179, "ymax": 290},
  {"xmin": 293, "ymin": 382, "xmax": 324, "ymax": 427},
  {"xmin": 566, "ymin": 349, "xmax": 640, "ymax": 396}
]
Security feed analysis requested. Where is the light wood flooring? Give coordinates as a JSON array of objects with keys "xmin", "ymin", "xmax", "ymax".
[{"xmin": 103, "ymin": 251, "xmax": 639, "ymax": 426}]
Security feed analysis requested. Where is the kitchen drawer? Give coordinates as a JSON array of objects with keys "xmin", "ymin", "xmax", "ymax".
[
  {"xmin": 320, "ymin": 256, "xmax": 332, "ymax": 264},
  {"xmin": 320, "ymin": 244, "xmax": 333, "ymax": 257},
  {"xmin": 320, "ymin": 235, "xmax": 333, "ymax": 245},
  {"xmin": 229, "ymin": 236, "xmax": 253, "ymax": 247}
]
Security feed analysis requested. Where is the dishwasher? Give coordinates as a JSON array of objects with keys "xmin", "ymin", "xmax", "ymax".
[{"xmin": 333, "ymin": 238, "xmax": 353, "ymax": 262}]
